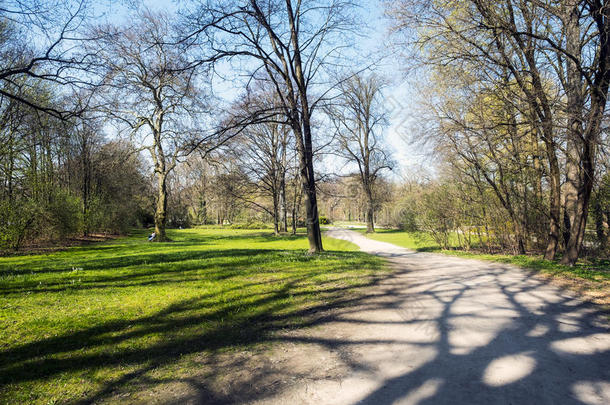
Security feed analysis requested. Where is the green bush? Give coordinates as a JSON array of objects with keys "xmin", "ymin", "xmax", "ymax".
[
  {"xmin": 397, "ymin": 205, "xmax": 418, "ymax": 232},
  {"xmin": 319, "ymin": 216, "xmax": 332, "ymax": 225},
  {"xmin": 46, "ymin": 190, "xmax": 82, "ymax": 239},
  {"xmin": 0, "ymin": 198, "xmax": 41, "ymax": 250},
  {"xmin": 0, "ymin": 191, "xmax": 83, "ymax": 250}
]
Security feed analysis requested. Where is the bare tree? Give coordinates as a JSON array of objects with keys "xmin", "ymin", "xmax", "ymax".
[
  {"xmin": 232, "ymin": 119, "xmax": 292, "ymax": 235},
  {"xmin": 183, "ymin": 0, "xmax": 357, "ymax": 252},
  {"xmin": 0, "ymin": 0, "xmax": 100, "ymax": 118},
  {"xmin": 225, "ymin": 88, "xmax": 294, "ymax": 235},
  {"xmin": 388, "ymin": 0, "xmax": 610, "ymax": 264},
  {"xmin": 97, "ymin": 10, "xmax": 210, "ymax": 241},
  {"xmin": 329, "ymin": 73, "xmax": 393, "ymax": 232},
  {"xmin": 464, "ymin": 0, "xmax": 610, "ymax": 264}
]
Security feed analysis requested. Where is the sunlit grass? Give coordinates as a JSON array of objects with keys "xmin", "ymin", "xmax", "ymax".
[
  {"xmin": 360, "ymin": 229, "xmax": 609, "ymax": 282},
  {"xmin": 0, "ymin": 228, "xmax": 385, "ymax": 404}
]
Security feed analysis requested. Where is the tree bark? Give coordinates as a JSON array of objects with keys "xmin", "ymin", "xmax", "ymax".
[
  {"xmin": 539, "ymin": 132, "xmax": 562, "ymax": 260},
  {"xmin": 287, "ymin": 0, "xmax": 323, "ymax": 253},
  {"xmin": 365, "ymin": 187, "xmax": 375, "ymax": 233},
  {"xmin": 560, "ymin": 1, "xmax": 610, "ymax": 265},
  {"xmin": 280, "ymin": 138, "xmax": 288, "ymax": 233},
  {"xmin": 298, "ymin": 131, "xmax": 323, "ymax": 252},
  {"xmin": 154, "ymin": 172, "xmax": 168, "ymax": 241},
  {"xmin": 562, "ymin": 0, "xmax": 582, "ymax": 254},
  {"xmin": 291, "ymin": 175, "xmax": 301, "ymax": 235},
  {"xmin": 593, "ymin": 195, "xmax": 609, "ymax": 250},
  {"xmin": 272, "ymin": 189, "xmax": 280, "ymax": 236}
]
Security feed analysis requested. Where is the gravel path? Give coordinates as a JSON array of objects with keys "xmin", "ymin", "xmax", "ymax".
[{"xmin": 174, "ymin": 229, "xmax": 610, "ymax": 405}]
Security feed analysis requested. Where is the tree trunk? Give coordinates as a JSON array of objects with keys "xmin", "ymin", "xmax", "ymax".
[
  {"xmin": 300, "ymin": 157, "xmax": 323, "ymax": 252},
  {"xmin": 280, "ymin": 173, "xmax": 288, "ymax": 233},
  {"xmin": 280, "ymin": 135, "xmax": 288, "ymax": 233},
  {"xmin": 562, "ymin": 1, "xmax": 582, "ymax": 255},
  {"xmin": 561, "ymin": 151, "xmax": 594, "ymax": 265},
  {"xmin": 544, "ymin": 144, "xmax": 562, "ymax": 260},
  {"xmin": 154, "ymin": 172, "xmax": 169, "ymax": 241},
  {"xmin": 365, "ymin": 191, "xmax": 375, "ymax": 233},
  {"xmin": 286, "ymin": 2, "xmax": 323, "ymax": 253},
  {"xmin": 199, "ymin": 198, "xmax": 207, "ymax": 225},
  {"xmin": 292, "ymin": 180, "xmax": 302, "ymax": 236},
  {"xmin": 593, "ymin": 196, "xmax": 609, "ymax": 250},
  {"xmin": 273, "ymin": 190, "xmax": 280, "ymax": 236},
  {"xmin": 280, "ymin": 186, "xmax": 288, "ymax": 233},
  {"xmin": 515, "ymin": 222, "xmax": 526, "ymax": 255},
  {"xmin": 559, "ymin": 1, "xmax": 610, "ymax": 265},
  {"xmin": 293, "ymin": 113, "xmax": 322, "ymax": 252}
]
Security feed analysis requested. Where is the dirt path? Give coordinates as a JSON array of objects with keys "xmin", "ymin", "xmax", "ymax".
[{"xmin": 165, "ymin": 229, "xmax": 610, "ymax": 405}]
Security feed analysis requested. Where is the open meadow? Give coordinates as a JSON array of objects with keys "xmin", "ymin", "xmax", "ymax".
[{"xmin": 0, "ymin": 228, "xmax": 384, "ymax": 404}]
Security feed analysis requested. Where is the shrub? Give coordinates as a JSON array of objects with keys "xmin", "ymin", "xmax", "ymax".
[
  {"xmin": 46, "ymin": 190, "xmax": 82, "ymax": 239},
  {"xmin": 319, "ymin": 216, "xmax": 332, "ymax": 225},
  {"xmin": 0, "ymin": 199, "xmax": 41, "ymax": 250}
]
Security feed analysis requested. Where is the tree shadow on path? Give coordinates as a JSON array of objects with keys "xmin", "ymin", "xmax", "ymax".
[{"xmin": 169, "ymin": 248, "xmax": 610, "ymax": 404}]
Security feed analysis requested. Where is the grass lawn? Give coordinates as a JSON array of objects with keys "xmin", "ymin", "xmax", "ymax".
[
  {"xmin": 359, "ymin": 229, "xmax": 610, "ymax": 303},
  {"xmin": 0, "ymin": 228, "xmax": 385, "ymax": 404}
]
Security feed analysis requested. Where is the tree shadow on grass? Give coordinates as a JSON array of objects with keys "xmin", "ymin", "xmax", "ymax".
[
  {"xmin": 0, "ymin": 234, "xmax": 385, "ymax": 403},
  {"xmin": 0, "ymin": 229, "xmax": 314, "ymax": 280},
  {"xmin": 0, "ymin": 249, "xmax": 322, "ymax": 294}
]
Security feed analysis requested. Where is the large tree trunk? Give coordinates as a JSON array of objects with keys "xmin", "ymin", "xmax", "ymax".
[
  {"xmin": 293, "ymin": 120, "xmax": 323, "ymax": 252},
  {"xmin": 543, "ymin": 139, "xmax": 562, "ymax": 260},
  {"xmin": 561, "ymin": 146, "xmax": 595, "ymax": 265},
  {"xmin": 300, "ymin": 145, "xmax": 323, "ymax": 252},
  {"xmin": 154, "ymin": 172, "xmax": 169, "ymax": 242},
  {"xmin": 365, "ymin": 187, "xmax": 375, "ymax": 233},
  {"xmin": 287, "ymin": 2, "xmax": 323, "ymax": 253},
  {"xmin": 562, "ymin": 1, "xmax": 583, "ymax": 258},
  {"xmin": 560, "ymin": 1, "xmax": 610, "ymax": 265},
  {"xmin": 289, "ymin": 87, "xmax": 322, "ymax": 251},
  {"xmin": 272, "ymin": 189, "xmax": 280, "ymax": 236}
]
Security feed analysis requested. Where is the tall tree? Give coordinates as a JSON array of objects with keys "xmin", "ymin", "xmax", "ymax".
[
  {"xmin": 329, "ymin": 73, "xmax": 393, "ymax": 233},
  {"xmin": 555, "ymin": 0, "xmax": 610, "ymax": 264},
  {"xmin": 97, "ymin": 11, "xmax": 210, "ymax": 241},
  {"xmin": 227, "ymin": 88, "xmax": 294, "ymax": 235},
  {"xmin": 232, "ymin": 120, "xmax": 292, "ymax": 235},
  {"xmin": 183, "ymin": 0, "xmax": 357, "ymax": 252},
  {"xmin": 389, "ymin": 0, "xmax": 610, "ymax": 264}
]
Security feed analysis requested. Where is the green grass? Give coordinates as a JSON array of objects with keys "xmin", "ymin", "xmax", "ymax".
[
  {"xmin": 360, "ymin": 229, "xmax": 610, "ymax": 282},
  {"xmin": 0, "ymin": 228, "xmax": 385, "ymax": 404},
  {"xmin": 359, "ymin": 230, "xmax": 440, "ymax": 251}
]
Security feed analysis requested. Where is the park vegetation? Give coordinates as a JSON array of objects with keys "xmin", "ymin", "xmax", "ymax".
[
  {"xmin": 0, "ymin": 0, "xmax": 609, "ymax": 267},
  {"xmin": 1, "ymin": 1, "xmax": 610, "ymax": 403}
]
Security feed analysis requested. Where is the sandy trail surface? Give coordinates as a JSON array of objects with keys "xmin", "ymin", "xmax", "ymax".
[{"xmin": 166, "ymin": 229, "xmax": 610, "ymax": 405}]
